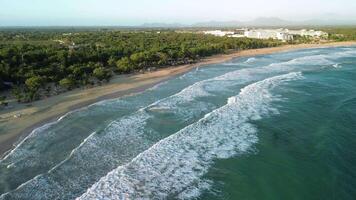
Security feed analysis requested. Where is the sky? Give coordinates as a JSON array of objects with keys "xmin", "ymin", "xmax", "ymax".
[{"xmin": 1, "ymin": 0, "xmax": 356, "ymax": 26}]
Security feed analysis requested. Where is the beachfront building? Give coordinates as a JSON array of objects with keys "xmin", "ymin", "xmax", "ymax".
[
  {"xmin": 277, "ymin": 32, "xmax": 294, "ymax": 41},
  {"xmin": 203, "ymin": 28, "xmax": 327, "ymax": 42},
  {"xmin": 287, "ymin": 29, "xmax": 328, "ymax": 38},
  {"xmin": 243, "ymin": 29, "xmax": 294, "ymax": 41}
]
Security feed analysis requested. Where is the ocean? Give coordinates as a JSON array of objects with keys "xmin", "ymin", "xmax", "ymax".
[{"xmin": 0, "ymin": 46, "xmax": 355, "ymax": 199}]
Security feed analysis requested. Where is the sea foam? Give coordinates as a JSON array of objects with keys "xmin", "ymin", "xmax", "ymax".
[
  {"xmin": 244, "ymin": 57, "xmax": 257, "ymax": 64},
  {"xmin": 77, "ymin": 72, "xmax": 303, "ymax": 200}
]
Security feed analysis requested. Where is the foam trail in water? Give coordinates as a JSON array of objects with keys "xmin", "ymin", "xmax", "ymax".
[{"xmin": 78, "ymin": 72, "xmax": 303, "ymax": 200}]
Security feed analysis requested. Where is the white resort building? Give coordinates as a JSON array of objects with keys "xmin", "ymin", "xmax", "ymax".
[
  {"xmin": 287, "ymin": 29, "xmax": 328, "ymax": 38},
  {"xmin": 203, "ymin": 28, "xmax": 328, "ymax": 42},
  {"xmin": 243, "ymin": 29, "xmax": 294, "ymax": 41}
]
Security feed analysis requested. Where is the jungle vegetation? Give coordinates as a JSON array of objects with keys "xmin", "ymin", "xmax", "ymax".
[{"xmin": 0, "ymin": 30, "xmax": 282, "ymax": 102}]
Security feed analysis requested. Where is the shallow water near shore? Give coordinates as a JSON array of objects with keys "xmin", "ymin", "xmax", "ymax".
[{"xmin": 1, "ymin": 46, "xmax": 356, "ymax": 199}]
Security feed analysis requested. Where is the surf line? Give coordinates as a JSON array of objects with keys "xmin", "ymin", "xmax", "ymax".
[{"xmin": 78, "ymin": 72, "xmax": 303, "ymax": 200}]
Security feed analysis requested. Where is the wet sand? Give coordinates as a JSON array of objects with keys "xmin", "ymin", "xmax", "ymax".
[{"xmin": 1, "ymin": 41, "xmax": 356, "ymax": 157}]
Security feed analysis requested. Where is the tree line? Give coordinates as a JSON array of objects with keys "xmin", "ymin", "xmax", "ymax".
[
  {"xmin": 322, "ymin": 27, "xmax": 356, "ymax": 41},
  {"xmin": 0, "ymin": 30, "xmax": 282, "ymax": 102}
]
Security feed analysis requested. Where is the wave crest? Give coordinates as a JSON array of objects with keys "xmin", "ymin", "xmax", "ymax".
[{"xmin": 77, "ymin": 72, "xmax": 303, "ymax": 200}]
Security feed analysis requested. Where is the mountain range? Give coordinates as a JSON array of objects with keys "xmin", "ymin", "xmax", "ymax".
[{"xmin": 141, "ymin": 17, "xmax": 356, "ymax": 28}]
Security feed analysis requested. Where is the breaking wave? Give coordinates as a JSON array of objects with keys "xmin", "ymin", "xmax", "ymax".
[
  {"xmin": 77, "ymin": 72, "xmax": 303, "ymax": 200},
  {"xmin": 244, "ymin": 57, "xmax": 257, "ymax": 63},
  {"xmin": 333, "ymin": 63, "xmax": 342, "ymax": 68}
]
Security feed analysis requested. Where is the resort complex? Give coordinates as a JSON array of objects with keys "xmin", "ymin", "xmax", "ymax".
[{"xmin": 203, "ymin": 28, "xmax": 328, "ymax": 41}]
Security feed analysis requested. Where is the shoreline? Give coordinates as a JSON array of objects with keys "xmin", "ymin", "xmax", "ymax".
[{"xmin": 1, "ymin": 41, "xmax": 356, "ymax": 157}]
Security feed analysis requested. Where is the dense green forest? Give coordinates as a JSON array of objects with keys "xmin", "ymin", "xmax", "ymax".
[
  {"xmin": 0, "ymin": 30, "xmax": 282, "ymax": 102},
  {"xmin": 322, "ymin": 27, "xmax": 356, "ymax": 41}
]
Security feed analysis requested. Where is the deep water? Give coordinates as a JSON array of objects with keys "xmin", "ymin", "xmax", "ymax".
[{"xmin": 0, "ymin": 46, "xmax": 355, "ymax": 200}]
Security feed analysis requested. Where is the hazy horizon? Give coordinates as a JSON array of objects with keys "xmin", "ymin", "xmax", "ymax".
[{"xmin": 1, "ymin": 0, "xmax": 356, "ymax": 26}]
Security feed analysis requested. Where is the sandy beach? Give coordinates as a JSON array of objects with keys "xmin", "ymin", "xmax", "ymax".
[{"xmin": 1, "ymin": 41, "xmax": 356, "ymax": 157}]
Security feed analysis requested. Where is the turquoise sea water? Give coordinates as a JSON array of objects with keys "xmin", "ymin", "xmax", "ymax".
[{"xmin": 0, "ymin": 46, "xmax": 355, "ymax": 200}]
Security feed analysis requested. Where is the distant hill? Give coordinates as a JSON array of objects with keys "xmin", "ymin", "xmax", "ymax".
[
  {"xmin": 141, "ymin": 17, "xmax": 356, "ymax": 28},
  {"xmin": 245, "ymin": 17, "xmax": 294, "ymax": 27},
  {"xmin": 193, "ymin": 20, "xmax": 244, "ymax": 27},
  {"xmin": 301, "ymin": 19, "xmax": 356, "ymax": 26},
  {"xmin": 145, "ymin": 17, "xmax": 297, "ymax": 28},
  {"xmin": 141, "ymin": 23, "xmax": 185, "ymax": 28},
  {"xmin": 191, "ymin": 17, "xmax": 347, "ymax": 27}
]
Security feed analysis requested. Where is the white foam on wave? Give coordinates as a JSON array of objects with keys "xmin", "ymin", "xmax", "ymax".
[
  {"xmin": 244, "ymin": 57, "xmax": 257, "ymax": 64},
  {"xmin": 0, "ymin": 111, "xmax": 72, "ymax": 164},
  {"xmin": 152, "ymin": 52, "xmax": 312, "ymax": 111},
  {"xmin": 1, "ymin": 73, "xmax": 174, "ymax": 165},
  {"xmin": 333, "ymin": 49, "xmax": 356, "ymax": 57},
  {"xmin": 276, "ymin": 49, "xmax": 356, "ymax": 68},
  {"xmin": 222, "ymin": 62, "xmax": 239, "ymax": 66},
  {"xmin": 332, "ymin": 63, "xmax": 342, "ymax": 69},
  {"xmin": 222, "ymin": 57, "xmax": 256, "ymax": 66},
  {"xmin": 177, "ymin": 66, "xmax": 202, "ymax": 80},
  {"xmin": 181, "ymin": 51, "xmax": 341, "ymax": 98},
  {"xmin": 0, "ymin": 98, "xmax": 131, "ymax": 165},
  {"xmin": 47, "ymin": 131, "xmax": 98, "ymax": 173},
  {"xmin": 271, "ymin": 54, "xmax": 334, "ymax": 67},
  {"xmin": 146, "ymin": 80, "xmax": 169, "ymax": 91},
  {"xmin": 85, "ymin": 99, "xmax": 133, "ymax": 113},
  {"xmin": 77, "ymin": 72, "xmax": 303, "ymax": 200},
  {"xmin": 0, "ymin": 111, "xmax": 153, "ymax": 200},
  {"xmin": 146, "ymin": 55, "xmax": 292, "ymax": 117},
  {"xmin": 149, "ymin": 80, "xmax": 210, "ymax": 110}
]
